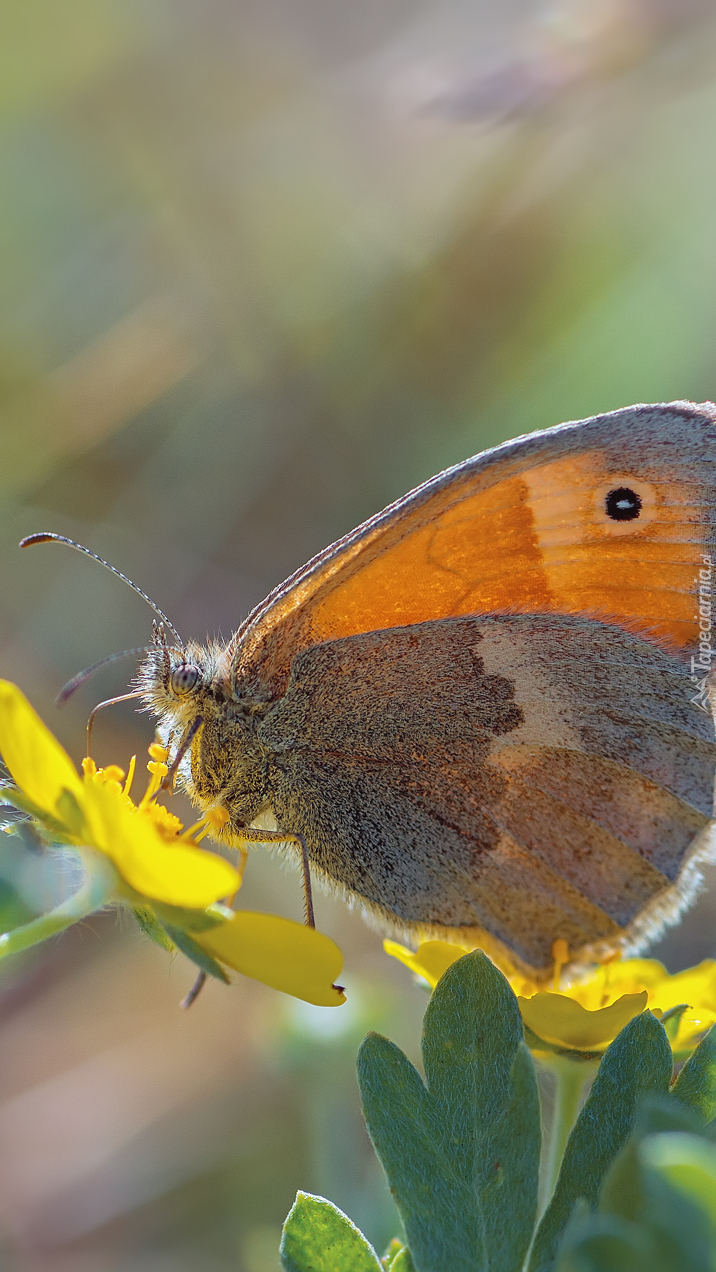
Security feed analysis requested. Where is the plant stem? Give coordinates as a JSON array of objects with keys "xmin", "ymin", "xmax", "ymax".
[
  {"xmin": 0, "ymin": 849, "xmax": 117, "ymax": 956},
  {"xmin": 540, "ymin": 1056, "xmax": 594, "ymax": 1212}
]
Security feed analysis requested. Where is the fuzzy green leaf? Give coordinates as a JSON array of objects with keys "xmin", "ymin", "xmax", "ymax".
[
  {"xmin": 560, "ymin": 1122, "xmax": 716, "ymax": 1272},
  {"xmin": 671, "ymin": 1026, "xmax": 716, "ymax": 1123},
  {"xmin": 358, "ymin": 950, "xmax": 540, "ymax": 1272},
  {"xmin": 0, "ymin": 786, "xmax": 72, "ymax": 840},
  {"xmin": 388, "ymin": 1250, "xmax": 415, "ymax": 1272},
  {"xmin": 642, "ymin": 1132, "xmax": 716, "ymax": 1232},
  {"xmin": 660, "ymin": 1005, "xmax": 689, "ymax": 1046},
  {"xmin": 133, "ymin": 906, "xmax": 176, "ymax": 953},
  {"xmin": 280, "ymin": 1191, "xmax": 382, "ymax": 1272},
  {"xmin": 530, "ymin": 1011, "xmax": 672, "ymax": 1272},
  {"xmin": 555, "ymin": 1211, "xmax": 650, "ymax": 1272},
  {"xmin": 143, "ymin": 897, "xmax": 228, "ymax": 932},
  {"xmin": 55, "ymin": 789, "xmax": 85, "ymax": 837},
  {"xmin": 381, "ymin": 1239, "xmax": 404, "ymax": 1270},
  {"xmin": 634, "ymin": 1092, "xmax": 708, "ymax": 1138},
  {"xmin": 599, "ymin": 1094, "xmax": 705, "ymax": 1224},
  {"xmin": 161, "ymin": 923, "xmax": 229, "ymax": 982}
]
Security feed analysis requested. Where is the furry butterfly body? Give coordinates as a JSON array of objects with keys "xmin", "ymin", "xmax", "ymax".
[{"xmin": 140, "ymin": 401, "xmax": 716, "ymax": 978}]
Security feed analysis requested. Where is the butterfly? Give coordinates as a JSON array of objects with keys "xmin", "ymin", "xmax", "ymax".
[{"xmin": 25, "ymin": 400, "xmax": 716, "ymax": 980}]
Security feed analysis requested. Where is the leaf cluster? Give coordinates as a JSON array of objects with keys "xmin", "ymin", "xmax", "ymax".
[{"xmin": 279, "ymin": 951, "xmax": 716, "ymax": 1272}]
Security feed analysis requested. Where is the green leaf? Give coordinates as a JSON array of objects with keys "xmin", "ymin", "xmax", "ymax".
[
  {"xmin": 529, "ymin": 1011, "xmax": 672, "ymax": 1272},
  {"xmin": 0, "ymin": 847, "xmax": 117, "ymax": 957},
  {"xmin": 55, "ymin": 789, "xmax": 85, "ymax": 837},
  {"xmin": 633, "ymin": 1092, "xmax": 707, "ymax": 1138},
  {"xmin": 280, "ymin": 1191, "xmax": 382, "ymax": 1272},
  {"xmin": 556, "ymin": 1093, "xmax": 716, "ymax": 1272},
  {"xmin": 570, "ymin": 1134, "xmax": 716, "ymax": 1272},
  {"xmin": 388, "ymin": 1250, "xmax": 415, "ymax": 1272},
  {"xmin": 142, "ymin": 898, "xmax": 229, "ymax": 933},
  {"xmin": 133, "ymin": 906, "xmax": 176, "ymax": 953},
  {"xmin": 642, "ymin": 1131, "xmax": 716, "ymax": 1232},
  {"xmin": 358, "ymin": 950, "xmax": 540, "ymax": 1272},
  {"xmin": 599, "ymin": 1093, "xmax": 706, "ymax": 1224},
  {"xmin": 0, "ymin": 787, "xmax": 72, "ymax": 841},
  {"xmin": 555, "ymin": 1211, "xmax": 650, "ymax": 1272},
  {"xmin": 161, "ymin": 924, "xmax": 229, "ymax": 983},
  {"xmin": 358, "ymin": 1034, "xmax": 456, "ymax": 1267},
  {"xmin": 660, "ymin": 1005, "xmax": 689, "ymax": 1046},
  {"xmin": 671, "ymin": 1026, "xmax": 716, "ymax": 1123},
  {"xmin": 381, "ymin": 1238, "xmax": 403, "ymax": 1269}
]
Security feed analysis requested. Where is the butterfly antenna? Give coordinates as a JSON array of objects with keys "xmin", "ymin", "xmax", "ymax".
[
  {"xmin": 20, "ymin": 533, "xmax": 183, "ymax": 648},
  {"xmin": 57, "ymin": 647, "xmax": 157, "ymax": 707}
]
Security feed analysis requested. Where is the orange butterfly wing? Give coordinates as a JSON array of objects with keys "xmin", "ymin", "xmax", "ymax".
[{"xmin": 233, "ymin": 401, "xmax": 716, "ymax": 695}]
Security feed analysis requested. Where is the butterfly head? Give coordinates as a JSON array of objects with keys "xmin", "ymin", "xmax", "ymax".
[
  {"xmin": 136, "ymin": 632, "xmax": 231, "ymax": 731},
  {"xmin": 136, "ymin": 632, "xmax": 271, "ymax": 812}
]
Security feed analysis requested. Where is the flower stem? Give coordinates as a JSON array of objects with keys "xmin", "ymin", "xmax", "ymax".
[
  {"xmin": 540, "ymin": 1056, "xmax": 595, "ymax": 1211},
  {"xmin": 0, "ymin": 849, "xmax": 117, "ymax": 957}
]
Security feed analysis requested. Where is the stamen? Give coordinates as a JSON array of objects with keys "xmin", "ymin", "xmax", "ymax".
[
  {"xmin": 99, "ymin": 765, "xmax": 126, "ymax": 785},
  {"xmin": 208, "ymin": 807, "xmax": 230, "ymax": 829},
  {"xmin": 551, "ymin": 938, "xmax": 569, "ymax": 991},
  {"xmin": 599, "ymin": 950, "xmax": 622, "ymax": 1005},
  {"xmin": 185, "ymin": 806, "xmax": 230, "ymax": 843},
  {"xmin": 141, "ymin": 758, "xmax": 169, "ymax": 807},
  {"xmin": 184, "ymin": 818, "xmax": 207, "ymax": 839},
  {"xmin": 81, "ymin": 756, "xmax": 126, "ymax": 785},
  {"xmin": 149, "ymin": 742, "xmax": 169, "ymax": 762},
  {"xmin": 124, "ymin": 755, "xmax": 137, "ymax": 798},
  {"xmin": 147, "ymin": 760, "xmax": 169, "ymax": 778}
]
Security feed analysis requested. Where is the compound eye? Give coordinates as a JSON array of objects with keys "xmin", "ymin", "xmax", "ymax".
[{"xmin": 170, "ymin": 663, "xmax": 201, "ymax": 695}]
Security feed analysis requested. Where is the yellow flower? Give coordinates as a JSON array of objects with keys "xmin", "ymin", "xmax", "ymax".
[
  {"xmin": 385, "ymin": 938, "xmax": 716, "ymax": 1055},
  {"xmin": 517, "ymin": 986, "xmax": 648, "ymax": 1051},
  {"xmin": 0, "ymin": 681, "xmax": 346, "ymax": 1006},
  {"xmin": 0, "ymin": 679, "xmax": 239, "ymax": 908}
]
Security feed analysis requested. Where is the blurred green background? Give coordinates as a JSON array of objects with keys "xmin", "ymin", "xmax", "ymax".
[{"xmin": 2, "ymin": 0, "xmax": 716, "ymax": 1267}]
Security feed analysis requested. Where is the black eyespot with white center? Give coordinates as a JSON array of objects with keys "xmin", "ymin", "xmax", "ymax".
[
  {"xmin": 170, "ymin": 663, "xmax": 201, "ymax": 695},
  {"xmin": 605, "ymin": 487, "xmax": 642, "ymax": 522}
]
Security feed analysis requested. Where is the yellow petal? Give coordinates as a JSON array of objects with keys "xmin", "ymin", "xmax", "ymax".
[
  {"xmin": 195, "ymin": 912, "xmax": 345, "ymax": 1006},
  {"xmin": 649, "ymin": 961, "xmax": 716, "ymax": 1014},
  {"xmin": 384, "ymin": 939, "xmax": 468, "ymax": 988},
  {"xmin": 670, "ymin": 1009, "xmax": 716, "ymax": 1051},
  {"xmin": 0, "ymin": 680, "xmax": 82, "ymax": 814},
  {"xmin": 518, "ymin": 990, "xmax": 649, "ymax": 1049},
  {"xmin": 600, "ymin": 958, "xmax": 669, "ymax": 990},
  {"xmin": 80, "ymin": 780, "xmax": 239, "ymax": 907}
]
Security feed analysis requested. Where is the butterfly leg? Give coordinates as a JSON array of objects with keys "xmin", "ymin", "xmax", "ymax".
[
  {"xmin": 298, "ymin": 834, "xmax": 315, "ymax": 929},
  {"xmin": 179, "ymin": 971, "xmax": 206, "ymax": 1010},
  {"xmin": 227, "ymin": 827, "xmax": 316, "ymax": 929}
]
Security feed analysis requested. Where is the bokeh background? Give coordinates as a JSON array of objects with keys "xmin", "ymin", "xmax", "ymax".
[{"xmin": 2, "ymin": 0, "xmax": 716, "ymax": 1267}]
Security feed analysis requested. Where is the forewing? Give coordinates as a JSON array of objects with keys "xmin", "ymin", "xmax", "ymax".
[{"xmin": 234, "ymin": 402, "xmax": 716, "ymax": 697}]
